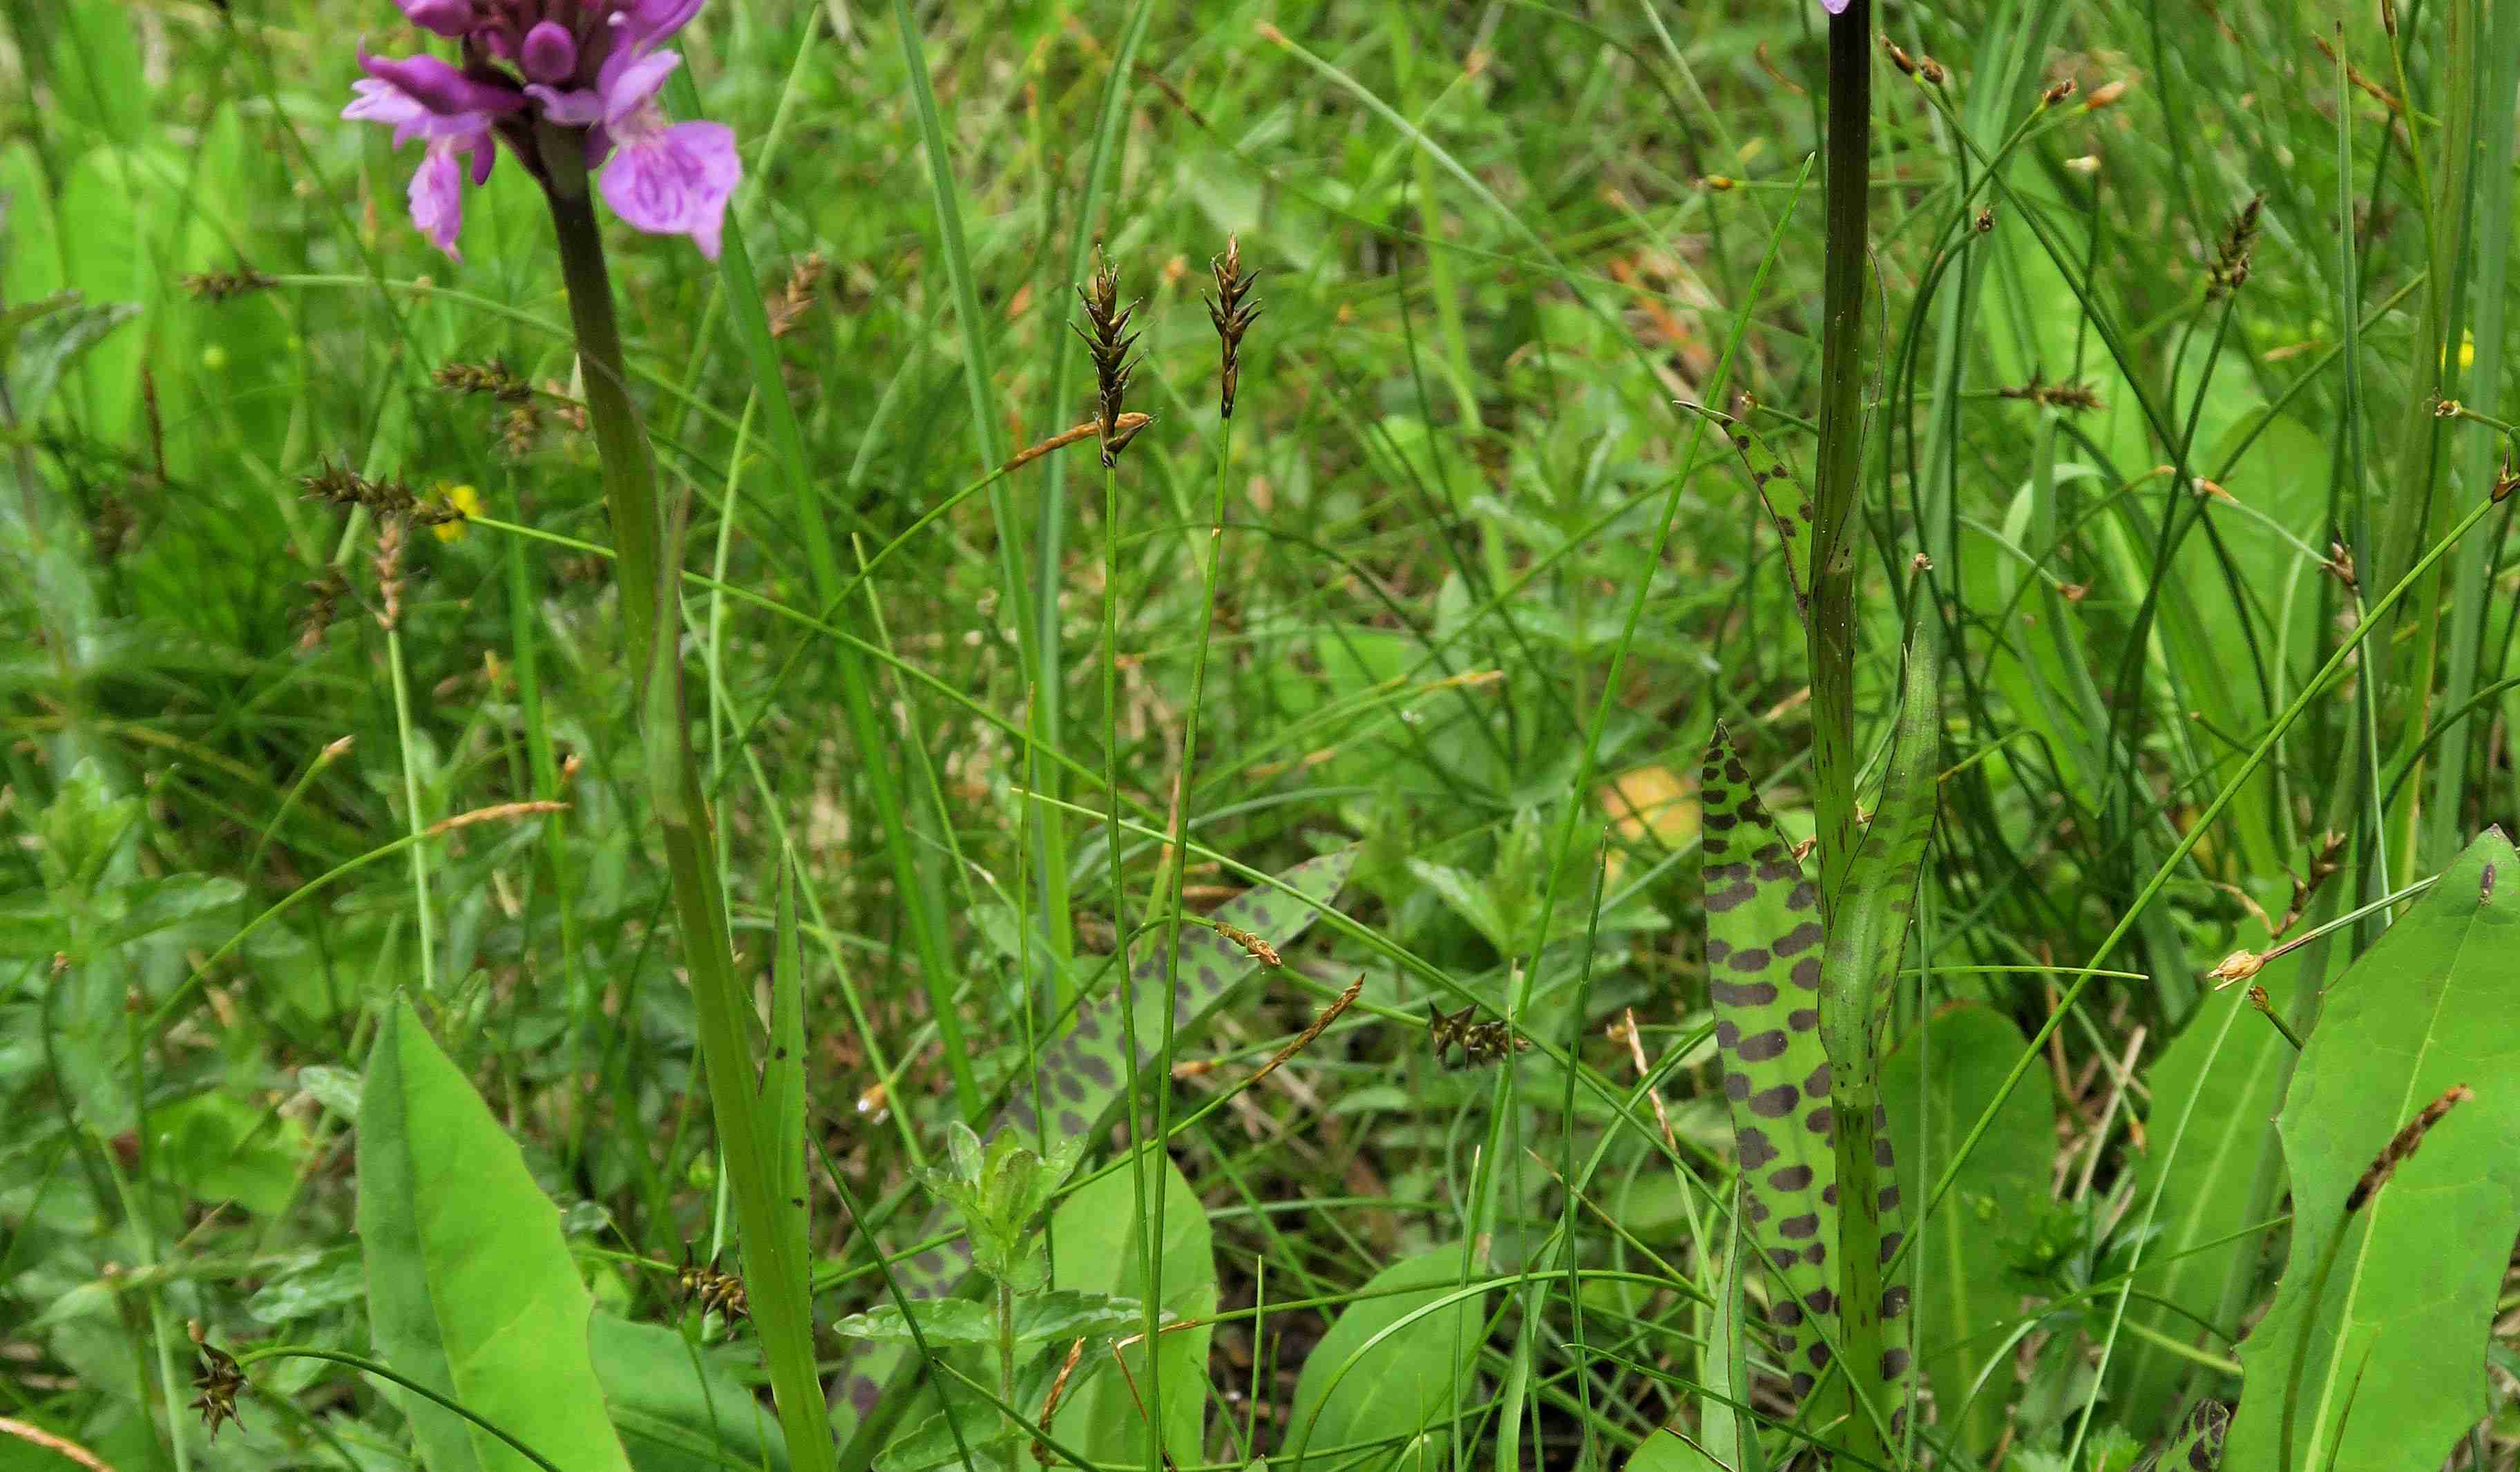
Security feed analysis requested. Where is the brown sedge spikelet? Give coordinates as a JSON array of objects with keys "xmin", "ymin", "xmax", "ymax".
[
  {"xmin": 676, "ymin": 1245, "xmax": 751, "ymax": 1327},
  {"xmin": 2345, "ymin": 1083, "xmax": 2472, "ymax": 1212},
  {"xmin": 300, "ymin": 459, "xmax": 466, "ymax": 529},
  {"xmin": 432, "ymin": 358, "xmax": 534, "ymax": 404},
  {"xmin": 1206, "ymin": 234, "xmax": 1261, "ymax": 419},
  {"xmin": 1427, "ymin": 1001, "xmax": 1528, "ymax": 1067},
  {"xmin": 1074, "ymin": 249, "xmax": 1145, "ymax": 467},
  {"xmin": 767, "ymin": 251, "xmax": 828, "ymax": 339},
  {"xmin": 373, "ymin": 518, "xmax": 408, "ymax": 633},
  {"xmin": 182, "ymin": 268, "xmax": 278, "ymax": 303},
  {"xmin": 1212, "ymin": 919, "xmax": 1281, "ymax": 968},
  {"xmin": 2207, "ymin": 193, "xmax": 2266, "ymax": 300},
  {"xmin": 298, "ymin": 566, "xmax": 348, "ymax": 653},
  {"xmin": 1998, "ymin": 378, "xmax": 2104, "ymax": 413},
  {"xmin": 188, "ymin": 1323, "xmax": 246, "ymax": 1441}
]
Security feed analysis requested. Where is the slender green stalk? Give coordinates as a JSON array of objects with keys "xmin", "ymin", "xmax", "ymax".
[
  {"xmin": 533, "ymin": 125, "xmax": 834, "ymax": 1472},
  {"xmin": 383, "ymin": 618, "xmax": 435, "ymax": 994}
]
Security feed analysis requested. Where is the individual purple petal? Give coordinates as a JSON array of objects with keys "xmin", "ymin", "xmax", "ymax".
[
  {"xmin": 525, "ymin": 83, "xmax": 607, "ymax": 126},
  {"xmin": 599, "ymin": 49, "xmax": 680, "ymax": 124},
  {"xmin": 343, "ymin": 76, "xmax": 429, "ymax": 131},
  {"xmin": 521, "ymin": 21, "xmax": 579, "ymax": 84},
  {"xmin": 1820, "ymin": 0, "xmax": 1851, "ymax": 10},
  {"xmin": 359, "ymin": 48, "xmax": 525, "ymax": 116},
  {"xmin": 471, "ymin": 146, "xmax": 495, "ymax": 187},
  {"xmin": 394, "ymin": 0, "xmax": 477, "ymax": 38},
  {"xmin": 598, "ymin": 119, "xmax": 738, "ymax": 260},
  {"xmin": 408, "ymin": 146, "xmax": 468, "ymax": 260},
  {"xmin": 615, "ymin": 0, "xmax": 705, "ymax": 48}
]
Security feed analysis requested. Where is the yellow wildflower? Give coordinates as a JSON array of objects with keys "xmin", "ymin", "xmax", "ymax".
[{"xmin": 432, "ymin": 484, "xmax": 483, "ymax": 542}]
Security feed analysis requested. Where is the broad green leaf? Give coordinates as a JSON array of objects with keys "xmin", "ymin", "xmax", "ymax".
[
  {"xmin": 1283, "ymin": 1245, "xmax": 1485, "ymax": 1472},
  {"xmin": 1699, "ymin": 726, "xmax": 1839, "ymax": 1404},
  {"xmin": 835, "ymin": 849, "xmax": 1359, "ymax": 1446},
  {"xmin": 1048, "ymin": 1155, "xmax": 1217, "ymax": 1469},
  {"xmin": 1008, "ymin": 1290, "xmax": 1159, "ymax": 1345},
  {"xmin": 2115, "ymin": 981, "xmax": 2291, "ymax": 1429},
  {"xmin": 591, "ymin": 1315, "xmax": 790, "ymax": 1472},
  {"xmin": 56, "ymin": 147, "xmax": 152, "ymax": 445},
  {"xmin": 147, "ymin": 1089, "xmax": 309, "ymax": 1216},
  {"xmin": 2224, "ymin": 830, "xmax": 2520, "ymax": 1472},
  {"xmin": 359, "ymin": 1000, "xmax": 638, "ymax": 1472},
  {"xmin": 50, "ymin": 1, "xmax": 149, "ymax": 144},
  {"xmin": 1879, "ymin": 1003, "xmax": 2054, "ymax": 1457},
  {"xmin": 5, "ymin": 294, "xmax": 139, "ymax": 437},
  {"xmin": 832, "ymin": 1299, "xmax": 995, "ymax": 1347}
]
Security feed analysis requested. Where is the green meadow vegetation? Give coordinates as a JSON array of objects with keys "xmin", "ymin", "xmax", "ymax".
[{"xmin": 6, "ymin": 1, "xmax": 2520, "ymax": 1470}]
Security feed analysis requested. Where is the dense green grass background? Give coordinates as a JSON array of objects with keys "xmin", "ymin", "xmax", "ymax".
[{"xmin": 6, "ymin": 0, "xmax": 2520, "ymax": 1468}]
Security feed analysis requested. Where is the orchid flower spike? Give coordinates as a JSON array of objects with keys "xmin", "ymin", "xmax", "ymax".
[{"xmin": 343, "ymin": 0, "xmax": 738, "ymax": 260}]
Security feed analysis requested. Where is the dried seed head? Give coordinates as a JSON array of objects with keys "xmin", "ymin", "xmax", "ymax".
[
  {"xmin": 767, "ymin": 251, "xmax": 828, "ymax": 340},
  {"xmin": 183, "ymin": 269, "xmax": 278, "ymax": 303},
  {"xmin": 1882, "ymin": 37, "xmax": 1918, "ymax": 75},
  {"xmin": 1073, "ymin": 249, "xmax": 1144, "ymax": 466},
  {"xmin": 298, "ymin": 567, "xmax": 347, "ymax": 653},
  {"xmin": 2346, "ymin": 1083, "xmax": 2472, "ymax": 1212},
  {"xmin": 1917, "ymin": 55, "xmax": 1946, "ymax": 86},
  {"xmin": 2495, "ymin": 448, "xmax": 2520, "ymax": 504},
  {"xmin": 2207, "ymin": 948, "xmax": 2264, "ymax": 987},
  {"xmin": 1998, "ymin": 379, "xmax": 2103, "ymax": 413},
  {"xmin": 432, "ymin": 358, "xmax": 533, "ymax": 404},
  {"xmin": 1206, "ymin": 234, "xmax": 1262, "ymax": 420},
  {"xmin": 2041, "ymin": 77, "xmax": 2078, "ymax": 108},
  {"xmin": 2083, "ymin": 79, "xmax": 2130, "ymax": 111},
  {"xmin": 299, "ymin": 458, "xmax": 469, "ymax": 529},
  {"xmin": 188, "ymin": 1325, "xmax": 247, "ymax": 1441},
  {"xmin": 2208, "ymin": 193, "xmax": 2266, "ymax": 300},
  {"xmin": 2321, "ymin": 538, "xmax": 2358, "ymax": 589},
  {"xmin": 374, "ymin": 518, "xmax": 408, "ymax": 632}
]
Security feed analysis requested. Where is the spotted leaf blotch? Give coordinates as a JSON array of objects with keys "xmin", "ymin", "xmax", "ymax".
[
  {"xmin": 834, "ymin": 847, "xmax": 1361, "ymax": 1455},
  {"xmin": 1699, "ymin": 726, "xmax": 1842, "ymax": 1409}
]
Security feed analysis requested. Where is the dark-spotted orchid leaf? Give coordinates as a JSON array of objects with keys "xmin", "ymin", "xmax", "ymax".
[
  {"xmin": 1699, "ymin": 728, "xmax": 1842, "ymax": 1410},
  {"xmin": 834, "ymin": 847, "xmax": 1360, "ymax": 1457},
  {"xmin": 1679, "ymin": 401, "xmax": 1815, "ymax": 615}
]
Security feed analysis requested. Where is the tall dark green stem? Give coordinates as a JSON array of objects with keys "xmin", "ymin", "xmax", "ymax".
[
  {"xmin": 1811, "ymin": 7, "xmax": 1893, "ymax": 1466},
  {"xmin": 537, "ymin": 131, "xmax": 837, "ymax": 1472},
  {"xmin": 1810, "ymin": 0, "xmax": 1873, "ymax": 912}
]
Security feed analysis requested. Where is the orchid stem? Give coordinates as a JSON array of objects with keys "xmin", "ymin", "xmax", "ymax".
[{"xmin": 536, "ymin": 131, "xmax": 838, "ymax": 1472}]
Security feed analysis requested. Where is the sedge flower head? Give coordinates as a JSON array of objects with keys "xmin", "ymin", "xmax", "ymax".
[{"xmin": 343, "ymin": 0, "xmax": 738, "ymax": 261}]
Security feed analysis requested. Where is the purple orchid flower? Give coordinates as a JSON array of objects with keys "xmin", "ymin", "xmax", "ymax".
[{"xmin": 343, "ymin": 0, "xmax": 740, "ymax": 261}]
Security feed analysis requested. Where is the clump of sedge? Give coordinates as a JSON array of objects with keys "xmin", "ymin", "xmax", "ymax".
[
  {"xmin": 299, "ymin": 458, "xmax": 466, "ymax": 528},
  {"xmin": 1205, "ymin": 234, "xmax": 1261, "ymax": 420}
]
